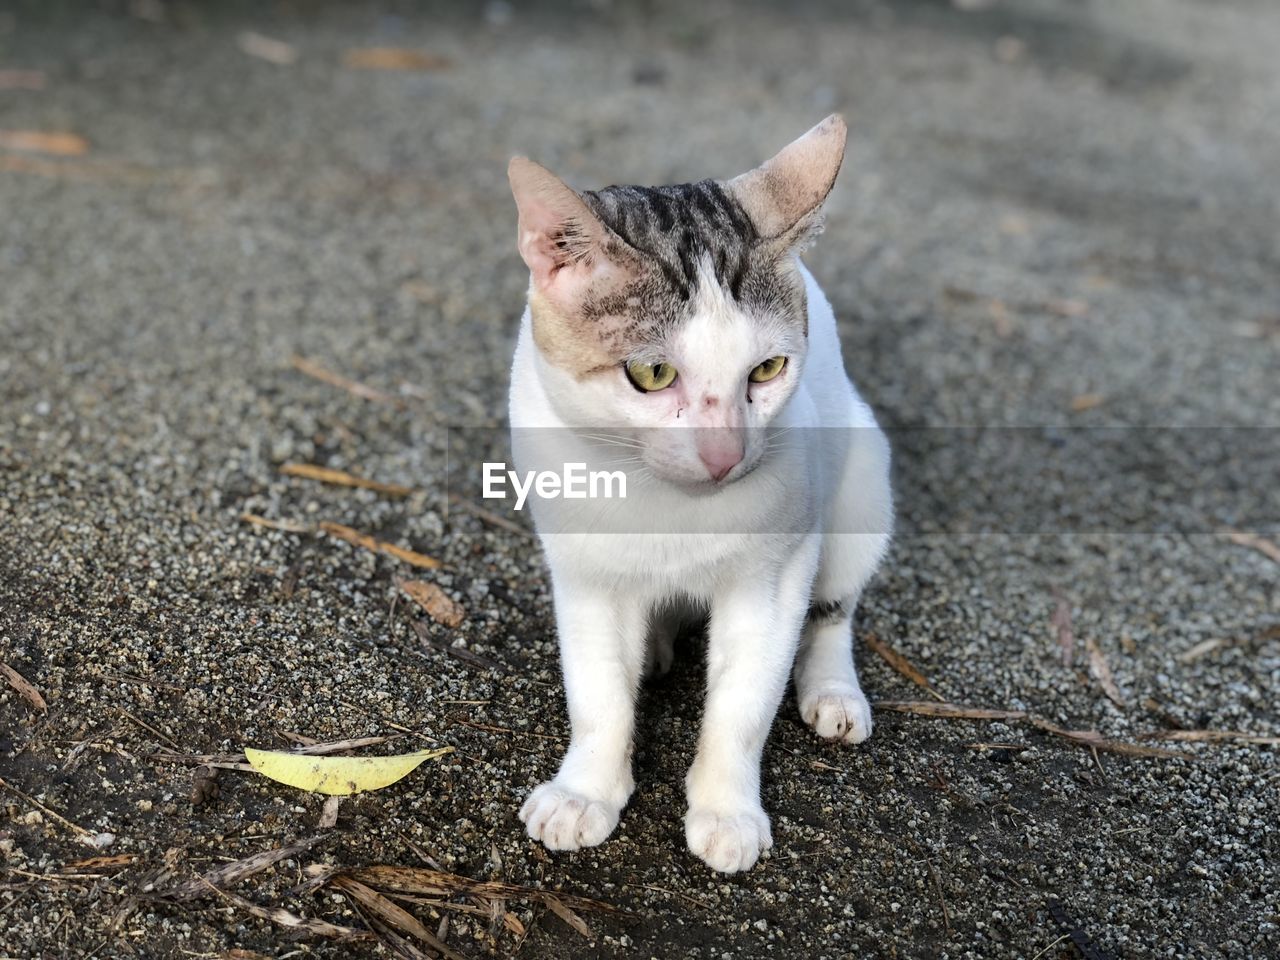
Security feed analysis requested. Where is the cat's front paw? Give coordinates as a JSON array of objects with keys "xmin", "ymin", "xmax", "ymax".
[
  {"xmin": 800, "ymin": 686, "xmax": 873, "ymax": 743},
  {"xmin": 685, "ymin": 806, "xmax": 773, "ymax": 873},
  {"xmin": 519, "ymin": 781, "xmax": 621, "ymax": 851}
]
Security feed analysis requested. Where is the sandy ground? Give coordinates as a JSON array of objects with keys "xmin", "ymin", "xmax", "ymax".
[{"xmin": 1, "ymin": 1, "xmax": 1278, "ymax": 958}]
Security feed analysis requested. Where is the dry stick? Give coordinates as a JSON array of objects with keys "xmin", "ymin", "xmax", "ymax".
[
  {"xmin": 117, "ymin": 708, "xmax": 181, "ymax": 750},
  {"xmin": 863, "ymin": 634, "xmax": 944, "ymax": 701},
  {"xmin": 875, "ymin": 701, "xmax": 1027, "ymax": 721},
  {"xmin": 240, "ymin": 512, "xmax": 312, "ymax": 534},
  {"xmin": 166, "ymin": 835, "xmax": 330, "ymax": 902},
  {"xmin": 320, "ymin": 520, "xmax": 442, "ymax": 570},
  {"xmin": 200, "ymin": 878, "xmax": 373, "ymax": 941},
  {"xmin": 343, "ymin": 865, "xmax": 625, "ymax": 916},
  {"xmin": 544, "ymin": 894, "xmax": 594, "ymax": 940},
  {"xmin": 926, "ymin": 859, "xmax": 952, "ymax": 938},
  {"xmin": 332, "ymin": 876, "xmax": 467, "ymax": 960},
  {"xmin": 1144, "ymin": 729, "xmax": 1280, "ymax": 746},
  {"xmin": 280, "ymin": 462, "xmax": 412, "ymax": 497},
  {"xmin": 290, "ymin": 355, "xmax": 400, "ymax": 406},
  {"xmin": 0, "ymin": 777, "xmax": 93, "ymax": 838}
]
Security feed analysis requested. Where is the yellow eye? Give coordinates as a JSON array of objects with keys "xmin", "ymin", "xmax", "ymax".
[
  {"xmin": 749, "ymin": 356, "xmax": 787, "ymax": 383},
  {"xmin": 625, "ymin": 360, "xmax": 679, "ymax": 392}
]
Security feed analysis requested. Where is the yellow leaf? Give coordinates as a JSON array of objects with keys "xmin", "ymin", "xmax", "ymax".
[{"xmin": 244, "ymin": 746, "xmax": 452, "ymax": 796}]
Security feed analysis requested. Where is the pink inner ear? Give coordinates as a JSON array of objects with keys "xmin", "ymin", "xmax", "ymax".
[{"xmin": 517, "ymin": 216, "xmax": 564, "ymax": 289}]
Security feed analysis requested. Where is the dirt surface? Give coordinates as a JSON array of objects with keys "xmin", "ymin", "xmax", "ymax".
[{"xmin": 2, "ymin": 1, "xmax": 1278, "ymax": 958}]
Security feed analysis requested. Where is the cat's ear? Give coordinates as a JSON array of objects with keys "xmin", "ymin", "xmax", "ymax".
[
  {"xmin": 508, "ymin": 157, "xmax": 634, "ymax": 304},
  {"xmin": 727, "ymin": 114, "xmax": 846, "ymax": 245}
]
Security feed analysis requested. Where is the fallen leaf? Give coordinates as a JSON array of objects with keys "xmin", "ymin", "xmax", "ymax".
[
  {"xmin": 1070, "ymin": 393, "xmax": 1105, "ymax": 412},
  {"xmin": 1144, "ymin": 729, "xmax": 1280, "ymax": 746},
  {"xmin": 244, "ymin": 746, "xmax": 452, "ymax": 796},
  {"xmin": 320, "ymin": 521, "xmax": 441, "ymax": 570},
  {"xmin": 342, "ymin": 48, "xmax": 453, "ymax": 71},
  {"xmin": 0, "ymin": 129, "xmax": 89, "ymax": 156},
  {"xmin": 238, "ymin": 31, "xmax": 298, "ymax": 66},
  {"xmin": 874, "ymin": 701, "xmax": 1028, "ymax": 720},
  {"xmin": 545, "ymin": 894, "xmax": 594, "ymax": 940},
  {"xmin": 1084, "ymin": 636, "xmax": 1126, "ymax": 707},
  {"xmin": 1224, "ymin": 529, "xmax": 1280, "ymax": 565},
  {"xmin": 1, "ymin": 661, "xmax": 47, "ymax": 712},
  {"xmin": 319, "ymin": 795, "xmax": 342, "ymax": 828},
  {"xmin": 398, "ymin": 579, "xmax": 465, "ymax": 628},
  {"xmin": 281, "ymin": 462, "xmax": 411, "ymax": 496},
  {"xmin": 863, "ymin": 634, "xmax": 942, "ymax": 700}
]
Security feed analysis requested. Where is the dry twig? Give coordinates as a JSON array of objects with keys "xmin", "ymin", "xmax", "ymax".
[
  {"xmin": 864, "ymin": 634, "xmax": 943, "ymax": 700},
  {"xmin": 281, "ymin": 463, "xmax": 412, "ymax": 497},
  {"xmin": 1, "ymin": 662, "xmax": 47, "ymax": 713}
]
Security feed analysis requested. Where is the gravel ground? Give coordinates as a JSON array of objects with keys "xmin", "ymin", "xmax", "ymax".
[{"xmin": 2, "ymin": 1, "xmax": 1278, "ymax": 958}]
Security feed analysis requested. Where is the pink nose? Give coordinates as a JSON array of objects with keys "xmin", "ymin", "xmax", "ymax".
[{"xmin": 699, "ymin": 444, "xmax": 743, "ymax": 482}]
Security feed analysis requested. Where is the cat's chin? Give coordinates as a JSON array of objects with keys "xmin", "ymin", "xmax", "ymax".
[{"xmin": 658, "ymin": 459, "xmax": 760, "ymax": 493}]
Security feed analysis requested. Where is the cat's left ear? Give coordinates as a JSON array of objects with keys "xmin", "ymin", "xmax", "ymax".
[
  {"xmin": 727, "ymin": 114, "xmax": 847, "ymax": 249},
  {"xmin": 508, "ymin": 157, "xmax": 635, "ymax": 307}
]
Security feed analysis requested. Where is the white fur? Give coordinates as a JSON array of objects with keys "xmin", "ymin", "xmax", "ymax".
[{"xmin": 510, "ymin": 262, "xmax": 892, "ymax": 873}]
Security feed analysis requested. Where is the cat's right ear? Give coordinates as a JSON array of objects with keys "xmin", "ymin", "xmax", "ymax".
[{"xmin": 508, "ymin": 157, "xmax": 631, "ymax": 306}]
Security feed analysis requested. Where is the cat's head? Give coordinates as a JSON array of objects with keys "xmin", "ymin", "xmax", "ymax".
[{"xmin": 509, "ymin": 115, "xmax": 845, "ymax": 487}]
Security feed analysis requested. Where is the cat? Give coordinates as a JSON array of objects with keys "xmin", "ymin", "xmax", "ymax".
[{"xmin": 505, "ymin": 115, "xmax": 893, "ymax": 873}]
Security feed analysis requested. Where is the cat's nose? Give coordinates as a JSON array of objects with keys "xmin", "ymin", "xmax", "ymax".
[{"xmin": 698, "ymin": 441, "xmax": 743, "ymax": 482}]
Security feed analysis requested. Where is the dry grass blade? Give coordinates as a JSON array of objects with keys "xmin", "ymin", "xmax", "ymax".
[
  {"xmin": 1, "ymin": 662, "xmax": 47, "ymax": 712},
  {"xmin": 1176, "ymin": 638, "xmax": 1226, "ymax": 663},
  {"xmin": 240, "ymin": 513, "xmax": 312, "ymax": 534},
  {"xmin": 398, "ymin": 579, "xmax": 465, "ymax": 628},
  {"xmin": 342, "ymin": 48, "xmax": 453, "ymax": 71},
  {"xmin": 290, "ymin": 355, "xmax": 399, "ymax": 405},
  {"xmin": 1051, "ymin": 591, "xmax": 1075, "ymax": 668},
  {"xmin": 1224, "ymin": 529, "xmax": 1280, "ymax": 564},
  {"xmin": 0, "ymin": 129, "xmax": 89, "ymax": 156},
  {"xmin": 237, "ymin": 31, "xmax": 298, "ymax": 65},
  {"xmin": 320, "ymin": 521, "xmax": 441, "ymax": 570},
  {"xmin": 0, "ymin": 776, "xmax": 93, "ymax": 838},
  {"xmin": 1027, "ymin": 719, "xmax": 1185, "ymax": 759},
  {"xmin": 167, "ymin": 835, "xmax": 329, "ymax": 902},
  {"xmin": 1143, "ymin": 729, "xmax": 1280, "ymax": 746},
  {"xmin": 345, "ymin": 865, "xmax": 625, "ymax": 916},
  {"xmin": 67, "ymin": 860, "xmax": 138, "ymax": 875},
  {"xmin": 333, "ymin": 876, "xmax": 467, "ymax": 960},
  {"xmin": 281, "ymin": 462, "xmax": 412, "ymax": 496},
  {"xmin": 544, "ymin": 895, "xmax": 594, "ymax": 940},
  {"xmin": 448, "ymin": 493, "xmax": 534, "ymax": 538},
  {"xmin": 202, "ymin": 880, "xmax": 372, "ymax": 941},
  {"xmin": 875, "ymin": 701, "xmax": 1028, "ymax": 720},
  {"xmin": 864, "ymin": 634, "xmax": 943, "ymax": 701},
  {"xmin": 1070, "ymin": 393, "xmax": 1105, "ymax": 412},
  {"xmin": 1084, "ymin": 637, "xmax": 1126, "ymax": 707}
]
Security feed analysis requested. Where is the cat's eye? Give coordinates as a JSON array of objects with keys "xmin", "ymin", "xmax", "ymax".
[
  {"xmin": 625, "ymin": 360, "xmax": 678, "ymax": 392},
  {"xmin": 749, "ymin": 356, "xmax": 787, "ymax": 383}
]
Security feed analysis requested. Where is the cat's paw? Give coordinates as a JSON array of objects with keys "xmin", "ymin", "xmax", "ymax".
[
  {"xmin": 519, "ymin": 781, "xmax": 620, "ymax": 851},
  {"xmin": 800, "ymin": 686, "xmax": 873, "ymax": 743},
  {"xmin": 685, "ymin": 806, "xmax": 773, "ymax": 873}
]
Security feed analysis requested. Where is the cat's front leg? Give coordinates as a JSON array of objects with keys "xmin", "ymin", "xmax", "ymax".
[
  {"xmin": 520, "ymin": 582, "xmax": 647, "ymax": 851},
  {"xmin": 684, "ymin": 539, "xmax": 819, "ymax": 873}
]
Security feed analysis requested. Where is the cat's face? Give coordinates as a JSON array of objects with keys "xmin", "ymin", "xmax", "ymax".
[{"xmin": 510, "ymin": 116, "xmax": 846, "ymax": 487}]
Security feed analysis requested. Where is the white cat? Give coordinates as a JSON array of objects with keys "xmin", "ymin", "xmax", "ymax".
[{"xmin": 505, "ymin": 115, "xmax": 892, "ymax": 873}]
